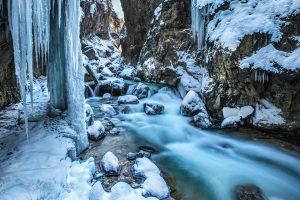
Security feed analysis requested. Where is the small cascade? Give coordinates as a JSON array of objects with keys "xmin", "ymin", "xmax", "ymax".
[
  {"xmin": 191, "ymin": 0, "xmax": 210, "ymax": 50},
  {"xmin": 87, "ymin": 85, "xmax": 95, "ymax": 97},
  {"xmin": 126, "ymin": 84, "xmax": 135, "ymax": 95},
  {"xmin": 254, "ymin": 70, "xmax": 268, "ymax": 84}
]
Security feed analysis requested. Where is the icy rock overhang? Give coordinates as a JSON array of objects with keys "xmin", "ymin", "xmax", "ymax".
[
  {"xmin": 5, "ymin": 0, "xmax": 88, "ymax": 153},
  {"xmin": 191, "ymin": 0, "xmax": 300, "ymax": 51}
]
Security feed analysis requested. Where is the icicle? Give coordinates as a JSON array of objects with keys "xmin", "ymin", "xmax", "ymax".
[{"xmin": 191, "ymin": 0, "xmax": 209, "ymax": 50}]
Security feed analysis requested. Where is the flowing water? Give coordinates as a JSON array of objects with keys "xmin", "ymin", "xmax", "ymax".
[{"xmin": 87, "ymin": 84, "xmax": 300, "ymax": 200}]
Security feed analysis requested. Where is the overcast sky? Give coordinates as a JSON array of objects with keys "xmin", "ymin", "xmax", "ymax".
[{"xmin": 112, "ymin": 0, "xmax": 124, "ymax": 18}]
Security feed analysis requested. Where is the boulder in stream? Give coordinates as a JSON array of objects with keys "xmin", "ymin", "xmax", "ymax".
[
  {"xmin": 118, "ymin": 95, "xmax": 139, "ymax": 104},
  {"xmin": 192, "ymin": 112, "xmax": 212, "ymax": 129},
  {"xmin": 101, "ymin": 152, "xmax": 120, "ymax": 176},
  {"xmin": 100, "ymin": 104, "xmax": 117, "ymax": 116},
  {"xmin": 235, "ymin": 184, "xmax": 268, "ymax": 200},
  {"xmin": 181, "ymin": 91, "xmax": 207, "ymax": 117},
  {"xmin": 132, "ymin": 83, "xmax": 150, "ymax": 99},
  {"xmin": 87, "ymin": 120, "xmax": 106, "ymax": 141},
  {"xmin": 144, "ymin": 103, "xmax": 164, "ymax": 115}
]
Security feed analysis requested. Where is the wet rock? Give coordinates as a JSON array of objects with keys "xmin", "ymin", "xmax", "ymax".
[
  {"xmin": 109, "ymin": 128, "xmax": 120, "ymax": 136},
  {"xmin": 137, "ymin": 150, "xmax": 151, "ymax": 158},
  {"xmin": 87, "ymin": 120, "xmax": 106, "ymax": 141},
  {"xmin": 95, "ymin": 78, "xmax": 126, "ymax": 96},
  {"xmin": 181, "ymin": 91, "xmax": 207, "ymax": 117},
  {"xmin": 101, "ymin": 152, "xmax": 120, "ymax": 176},
  {"xmin": 235, "ymin": 184, "xmax": 268, "ymax": 200},
  {"xmin": 85, "ymin": 103, "xmax": 94, "ymax": 126},
  {"xmin": 139, "ymin": 146, "xmax": 158, "ymax": 154},
  {"xmin": 192, "ymin": 112, "xmax": 212, "ymax": 129},
  {"xmin": 100, "ymin": 104, "xmax": 117, "ymax": 116},
  {"xmin": 127, "ymin": 152, "xmax": 137, "ymax": 160},
  {"xmin": 132, "ymin": 83, "xmax": 150, "ymax": 99},
  {"xmin": 101, "ymin": 118, "xmax": 115, "ymax": 132},
  {"xmin": 118, "ymin": 95, "xmax": 139, "ymax": 104},
  {"xmin": 144, "ymin": 103, "xmax": 164, "ymax": 115}
]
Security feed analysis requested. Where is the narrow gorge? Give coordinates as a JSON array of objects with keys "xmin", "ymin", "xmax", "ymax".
[{"xmin": 0, "ymin": 0, "xmax": 299, "ymax": 200}]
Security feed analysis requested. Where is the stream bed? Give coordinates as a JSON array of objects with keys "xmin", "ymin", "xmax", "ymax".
[{"xmin": 83, "ymin": 83, "xmax": 300, "ymax": 200}]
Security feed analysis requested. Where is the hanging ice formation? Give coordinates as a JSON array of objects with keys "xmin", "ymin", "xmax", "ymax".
[
  {"xmin": 254, "ymin": 70, "xmax": 268, "ymax": 84},
  {"xmin": 191, "ymin": 0, "xmax": 210, "ymax": 50},
  {"xmin": 6, "ymin": 0, "xmax": 88, "ymax": 153}
]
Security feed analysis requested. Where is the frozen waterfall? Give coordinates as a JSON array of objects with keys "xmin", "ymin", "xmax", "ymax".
[{"xmin": 6, "ymin": 0, "xmax": 88, "ymax": 153}]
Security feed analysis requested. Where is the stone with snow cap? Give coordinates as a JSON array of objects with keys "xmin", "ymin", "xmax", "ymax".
[
  {"xmin": 133, "ymin": 158, "xmax": 170, "ymax": 199},
  {"xmin": 132, "ymin": 83, "xmax": 150, "ymax": 99},
  {"xmin": 118, "ymin": 95, "xmax": 139, "ymax": 104},
  {"xmin": 101, "ymin": 152, "xmax": 120, "ymax": 176},
  {"xmin": 87, "ymin": 120, "xmax": 106, "ymax": 141},
  {"xmin": 84, "ymin": 103, "xmax": 94, "ymax": 126},
  {"xmin": 181, "ymin": 90, "xmax": 207, "ymax": 117},
  {"xmin": 144, "ymin": 103, "xmax": 164, "ymax": 115},
  {"xmin": 221, "ymin": 106, "xmax": 254, "ymax": 128},
  {"xmin": 100, "ymin": 104, "xmax": 117, "ymax": 116}
]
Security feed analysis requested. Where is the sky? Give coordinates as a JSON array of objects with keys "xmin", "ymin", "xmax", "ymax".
[{"xmin": 112, "ymin": 0, "xmax": 124, "ymax": 18}]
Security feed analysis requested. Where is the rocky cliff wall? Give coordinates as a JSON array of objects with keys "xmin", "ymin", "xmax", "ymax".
[
  {"xmin": 120, "ymin": 0, "xmax": 161, "ymax": 64},
  {"xmin": 0, "ymin": 1, "xmax": 19, "ymax": 109}
]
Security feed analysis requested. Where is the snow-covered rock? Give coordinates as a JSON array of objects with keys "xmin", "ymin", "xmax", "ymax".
[
  {"xmin": 95, "ymin": 78, "xmax": 126, "ymax": 96},
  {"xmin": 101, "ymin": 152, "xmax": 120, "ymax": 176},
  {"xmin": 144, "ymin": 103, "xmax": 164, "ymax": 115},
  {"xmin": 85, "ymin": 103, "xmax": 94, "ymax": 126},
  {"xmin": 89, "ymin": 181, "xmax": 109, "ymax": 200},
  {"xmin": 221, "ymin": 106, "xmax": 254, "ymax": 128},
  {"xmin": 133, "ymin": 158, "xmax": 170, "ymax": 199},
  {"xmin": 118, "ymin": 95, "xmax": 139, "ymax": 104},
  {"xmin": 87, "ymin": 120, "xmax": 106, "ymax": 141},
  {"xmin": 119, "ymin": 68, "xmax": 136, "ymax": 80},
  {"xmin": 132, "ymin": 83, "xmax": 150, "ymax": 99},
  {"xmin": 192, "ymin": 112, "xmax": 212, "ymax": 129},
  {"xmin": 252, "ymin": 99, "xmax": 285, "ymax": 128},
  {"xmin": 102, "ymin": 93, "xmax": 112, "ymax": 99},
  {"xmin": 100, "ymin": 104, "xmax": 117, "ymax": 116},
  {"xmin": 102, "ymin": 67, "xmax": 114, "ymax": 77},
  {"xmin": 181, "ymin": 90, "xmax": 207, "ymax": 116}
]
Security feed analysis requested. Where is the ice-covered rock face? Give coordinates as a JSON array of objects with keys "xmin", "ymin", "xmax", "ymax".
[
  {"xmin": 132, "ymin": 83, "xmax": 150, "ymax": 99},
  {"xmin": 101, "ymin": 152, "xmax": 120, "ymax": 175},
  {"xmin": 181, "ymin": 91, "xmax": 206, "ymax": 117},
  {"xmin": 87, "ymin": 120, "xmax": 106, "ymax": 141},
  {"xmin": 118, "ymin": 95, "xmax": 139, "ymax": 104},
  {"xmin": 144, "ymin": 103, "xmax": 164, "ymax": 115}
]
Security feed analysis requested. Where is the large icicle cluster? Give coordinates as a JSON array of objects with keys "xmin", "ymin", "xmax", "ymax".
[{"xmin": 6, "ymin": 0, "xmax": 88, "ymax": 153}]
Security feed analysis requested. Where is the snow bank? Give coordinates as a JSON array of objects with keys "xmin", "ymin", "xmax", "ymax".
[
  {"xmin": 240, "ymin": 44, "xmax": 300, "ymax": 73},
  {"xmin": 67, "ymin": 157, "xmax": 96, "ymax": 199},
  {"xmin": 221, "ymin": 106, "xmax": 254, "ymax": 127},
  {"xmin": 252, "ymin": 99, "xmax": 285, "ymax": 127}
]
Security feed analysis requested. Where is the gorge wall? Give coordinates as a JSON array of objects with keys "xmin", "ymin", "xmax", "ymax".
[{"xmin": 0, "ymin": 1, "xmax": 19, "ymax": 109}]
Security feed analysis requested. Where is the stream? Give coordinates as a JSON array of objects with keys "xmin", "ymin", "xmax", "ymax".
[{"xmin": 85, "ymin": 82, "xmax": 300, "ymax": 200}]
